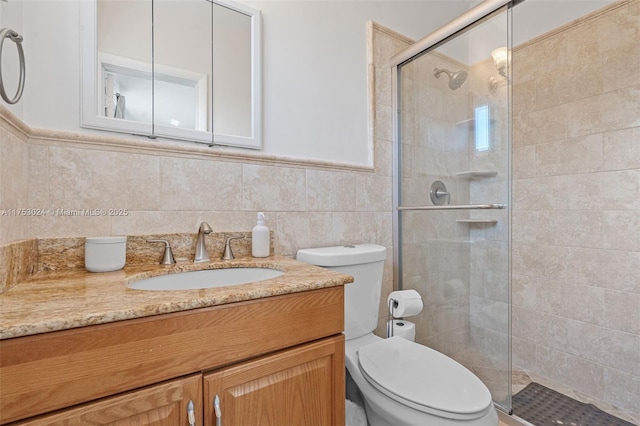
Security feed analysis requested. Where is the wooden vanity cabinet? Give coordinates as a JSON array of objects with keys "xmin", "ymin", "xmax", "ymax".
[
  {"xmin": 204, "ymin": 335, "xmax": 344, "ymax": 426},
  {"xmin": 13, "ymin": 374, "xmax": 204, "ymax": 425},
  {"xmin": 13, "ymin": 335, "xmax": 344, "ymax": 426},
  {"xmin": 0, "ymin": 287, "xmax": 345, "ymax": 425}
]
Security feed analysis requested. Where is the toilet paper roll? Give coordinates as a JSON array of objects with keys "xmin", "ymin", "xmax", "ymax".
[
  {"xmin": 392, "ymin": 320, "xmax": 416, "ymax": 341},
  {"xmin": 388, "ymin": 289, "xmax": 423, "ymax": 318}
]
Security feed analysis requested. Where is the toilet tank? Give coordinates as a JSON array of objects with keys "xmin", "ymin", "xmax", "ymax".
[{"xmin": 296, "ymin": 244, "xmax": 386, "ymax": 340}]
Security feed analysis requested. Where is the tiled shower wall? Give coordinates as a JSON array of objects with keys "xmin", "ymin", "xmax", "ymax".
[
  {"xmin": 398, "ymin": 50, "xmax": 474, "ymax": 357},
  {"xmin": 511, "ymin": 1, "xmax": 640, "ymax": 419}
]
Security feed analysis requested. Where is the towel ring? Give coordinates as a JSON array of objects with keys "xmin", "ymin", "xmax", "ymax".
[{"xmin": 0, "ymin": 28, "xmax": 26, "ymax": 105}]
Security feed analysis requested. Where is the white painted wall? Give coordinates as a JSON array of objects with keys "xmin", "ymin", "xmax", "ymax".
[
  {"xmin": 0, "ymin": 0, "xmax": 25, "ymax": 118},
  {"xmin": 3, "ymin": 0, "xmax": 470, "ymax": 165}
]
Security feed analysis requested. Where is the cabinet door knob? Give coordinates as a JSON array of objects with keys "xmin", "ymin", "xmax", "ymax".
[
  {"xmin": 214, "ymin": 395, "xmax": 222, "ymax": 426},
  {"xmin": 187, "ymin": 400, "xmax": 196, "ymax": 426}
]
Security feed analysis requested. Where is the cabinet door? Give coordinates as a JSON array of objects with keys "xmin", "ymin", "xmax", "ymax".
[
  {"xmin": 204, "ymin": 335, "xmax": 345, "ymax": 426},
  {"xmin": 15, "ymin": 374, "xmax": 203, "ymax": 426}
]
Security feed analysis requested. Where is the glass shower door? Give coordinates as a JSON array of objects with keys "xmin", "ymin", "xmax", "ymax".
[{"xmin": 394, "ymin": 5, "xmax": 512, "ymax": 412}]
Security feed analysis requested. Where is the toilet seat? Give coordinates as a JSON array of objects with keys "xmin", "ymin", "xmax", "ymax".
[{"xmin": 358, "ymin": 336, "xmax": 492, "ymax": 420}]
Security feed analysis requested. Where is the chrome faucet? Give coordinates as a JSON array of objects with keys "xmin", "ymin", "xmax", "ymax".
[
  {"xmin": 221, "ymin": 236, "xmax": 244, "ymax": 260},
  {"xmin": 147, "ymin": 239, "xmax": 176, "ymax": 265},
  {"xmin": 194, "ymin": 222, "xmax": 213, "ymax": 263}
]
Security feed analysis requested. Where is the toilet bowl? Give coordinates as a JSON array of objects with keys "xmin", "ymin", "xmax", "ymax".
[
  {"xmin": 346, "ymin": 334, "xmax": 498, "ymax": 426},
  {"xmin": 297, "ymin": 244, "xmax": 498, "ymax": 426}
]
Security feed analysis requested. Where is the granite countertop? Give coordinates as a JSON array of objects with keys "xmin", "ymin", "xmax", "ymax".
[{"xmin": 0, "ymin": 256, "xmax": 353, "ymax": 340}]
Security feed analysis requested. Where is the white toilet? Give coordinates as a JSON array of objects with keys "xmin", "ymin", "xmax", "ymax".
[{"xmin": 297, "ymin": 244, "xmax": 498, "ymax": 426}]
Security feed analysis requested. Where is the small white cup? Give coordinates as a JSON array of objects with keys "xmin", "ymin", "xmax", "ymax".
[{"xmin": 85, "ymin": 236, "xmax": 127, "ymax": 272}]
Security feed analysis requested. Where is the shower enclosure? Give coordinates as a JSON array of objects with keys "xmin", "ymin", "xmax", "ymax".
[
  {"xmin": 391, "ymin": 0, "xmax": 513, "ymax": 414},
  {"xmin": 392, "ymin": 0, "xmax": 640, "ymax": 423}
]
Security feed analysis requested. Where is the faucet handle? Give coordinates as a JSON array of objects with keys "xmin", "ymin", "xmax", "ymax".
[
  {"xmin": 147, "ymin": 239, "xmax": 176, "ymax": 265},
  {"xmin": 221, "ymin": 237, "xmax": 244, "ymax": 260}
]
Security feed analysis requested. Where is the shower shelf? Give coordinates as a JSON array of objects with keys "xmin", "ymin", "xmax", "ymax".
[
  {"xmin": 454, "ymin": 118, "xmax": 496, "ymax": 128},
  {"xmin": 456, "ymin": 219, "xmax": 498, "ymax": 224},
  {"xmin": 456, "ymin": 170, "xmax": 498, "ymax": 179},
  {"xmin": 456, "ymin": 118, "xmax": 475, "ymax": 127}
]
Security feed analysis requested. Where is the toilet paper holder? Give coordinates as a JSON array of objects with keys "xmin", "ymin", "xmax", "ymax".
[
  {"xmin": 386, "ymin": 289, "xmax": 423, "ymax": 338},
  {"xmin": 386, "ymin": 297, "xmax": 399, "ymax": 338}
]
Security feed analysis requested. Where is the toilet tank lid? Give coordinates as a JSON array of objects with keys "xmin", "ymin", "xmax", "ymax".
[{"xmin": 297, "ymin": 244, "xmax": 386, "ymax": 267}]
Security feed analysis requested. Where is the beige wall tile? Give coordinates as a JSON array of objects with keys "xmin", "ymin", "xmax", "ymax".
[
  {"xmin": 371, "ymin": 27, "xmax": 411, "ymax": 69},
  {"xmin": 111, "ymin": 211, "xmax": 205, "ymax": 236},
  {"xmin": 513, "ymin": 104, "xmax": 568, "ymax": 147},
  {"xmin": 512, "ymin": 306, "xmax": 541, "ymax": 342},
  {"xmin": 567, "ymin": 87, "xmax": 640, "ymax": 138},
  {"xmin": 603, "ymin": 126, "xmax": 640, "ymax": 171},
  {"xmin": 160, "ymin": 157, "xmax": 243, "ymax": 211},
  {"xmin": 204, "ymin": 211, "xmax": 261, "ymax": 233},
  {"xmin": 513, "ymin": 35, "xmax": 565, "ymax": 85},
  {"xmin": 470, "ymin": 296, "xmax": 508, "ymax": 333},
  {"xmin": 567, "ymin": 248, "xmax": 640, "ymax": 293},
  {"xmin": 401, "ymin": 210, "xmax": 441, "ymax": 244},
  {"xmin": 375, "ymin": 104, "xmax": 393, "ymax": 142},
  {"xmin": 48, "ymin": 147, "xmax": 161, "ymax": 211},
  {"xmin": 511, "ymin": 274, "xmax": 539, "ymax": 309},
  {"xmin": 373, "ymin": 139, "xmax": 393, "ymax": 177},
  {"xmin": 564, "ymin": 170, "xmax": 640, "ymax": 211},
  {"xmin": 306, "ymin": 170, "xmax": 356, "ymax": 212},
  {"xmin": 535, "ymin": 211, "xmax": 603, "ymax": 248},
  {"xmin": 275, "ymin": 212, "xmax": 334, "ymax": 257},
  {"xmin": 356, "ymin": 174, "xmax": 391, "ymax": 211},
  {"xmin": 242, "ymin": 164, "xmax": 306, "ymax": 211},
  {"xmin": 604, "ymin": 290, "xmax": 640, "ymax": 335},
  {"xmin": 512, "ymin": 176, "xmax": 568, "ymax": 211},
  {"xmin": 0, "ymin": 128, "xmax": 28, "ymax": 209},
  {"xmin": 597, "ymin": 0, "xmax": 640, "ymax": 56},
  {"xmin": 536, "ymin": 312, "xmax": 570, "ymax": 351},
  {"xmin": 566, "ymin": 320, "xmax": 639, "ymax": 375},
  {"xmin": 30, "ymin": 214, "xmax": 112, "ymax": 239},
  {"xmin": 374, "ymin": 65, "xmax": 392, "ymax": 108},
  {"xmin": 512, "ymin": 336, "xmax": 537, "ymax": 372},
  {"xmin": 401, "ymin": 243, "xmax": 430, "ymax": 278},
  {"xmin": 604, "ymin": 368, "xmax": 640, "ymax": 418},
  {"xmin": 470, "ymin": 241, "xmax": 508, "ymax": 273},
  {"xmin": 603, "ymin": 211, "xmax": 640, "ymax": 252},
  {"xmin": 27, "ymin": 145, "xmax": 48, "ymax": 209},
  {"xmin": 535, "ymin": 59, "xmax": 603, "ymax": 111},
  {"xmin": 535, "ymin": 134, "xmax": 604, "ymax": 177},
  {"xmin": 511, "ymin": 211, "xmax": 540, "ymax": 244},
  {"xmin": 537, "ymin": 279, "xmax": 605, "ymax": 326},
  {"xmin": 603, "ymin": 42, "xmax": 640, "ymax": 92},
  {"xmin": 512, "ymin": 243, "xmax": 568, "ymax": 281},
  {"xmin": 333, "ymin": 211, "xmax": 392, "ymax": 247},
  {"xmin": 0, "ymin": 127, "xmax": 30, "ymax": 243},
  {"xmin": 536, "ymin": 345, "xmax": 605, "ymax": 399},
  {"xmin": 512, "ymin": 80, "xmax": 537, "ymax": 114}
]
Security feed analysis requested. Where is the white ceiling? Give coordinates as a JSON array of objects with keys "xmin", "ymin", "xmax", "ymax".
[{"xmin": 427, "ymin": 0, "xmax": 616, "ymax": 66}]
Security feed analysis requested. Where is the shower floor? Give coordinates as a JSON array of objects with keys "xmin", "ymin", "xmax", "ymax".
[
  {"xmin": 512, "ymin": 382, "xmax": 636, "ymax": 426},
  {"xmin": 457, "ymin": 349, "xmax": 639, "ymax": 425}
]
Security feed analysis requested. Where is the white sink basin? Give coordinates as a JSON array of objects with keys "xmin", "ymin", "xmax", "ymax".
[{"xmin": 127, "ymin": 267, "xmax": 284, "ymax": 291}]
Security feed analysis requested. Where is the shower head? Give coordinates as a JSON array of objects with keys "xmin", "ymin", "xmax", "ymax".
[{"xmin": 433, "ymin": 68, "xmax": 468, "ymax": 90}]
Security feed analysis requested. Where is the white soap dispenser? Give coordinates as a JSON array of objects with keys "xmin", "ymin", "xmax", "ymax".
[{"xmin": 252, "ymin": 212, "xmax": 270, "ymax": 257}]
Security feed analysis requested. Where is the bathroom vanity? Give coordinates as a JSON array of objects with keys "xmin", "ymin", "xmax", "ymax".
[{"xmin": 0, "ymin": 256, "xmax": 351, "ymax": 425}]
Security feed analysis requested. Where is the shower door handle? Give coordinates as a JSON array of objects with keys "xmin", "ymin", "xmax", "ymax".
[{"xmin": 397, "ymin": 204, "xmax": 506, "ymax": 211}]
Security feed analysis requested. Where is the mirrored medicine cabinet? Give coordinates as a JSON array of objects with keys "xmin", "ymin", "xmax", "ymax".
[{"xmin": 81, "ymin": 0, "xmax": 262, "ymax": 149}]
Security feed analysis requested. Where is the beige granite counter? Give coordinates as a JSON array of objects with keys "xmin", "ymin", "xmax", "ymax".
[{"xmin": 0, "ymin": 256, "xmax": 353, "ymax": 340}]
